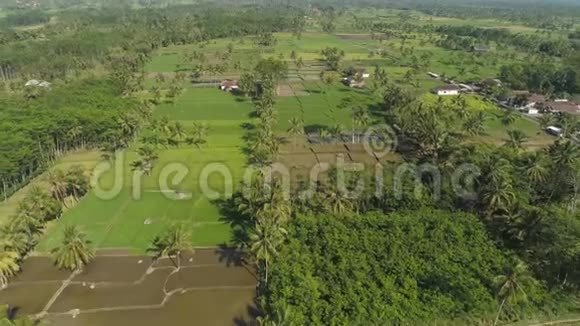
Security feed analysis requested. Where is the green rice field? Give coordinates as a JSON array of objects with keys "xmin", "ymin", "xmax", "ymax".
[{"xmin": 36, "ymin": 28, "xmax": 552, "ymax": 253}]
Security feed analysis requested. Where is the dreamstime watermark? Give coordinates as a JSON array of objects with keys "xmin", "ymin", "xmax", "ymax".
[{"xmin": 90, "ymin": 123, "xmax": 482, "ymax": 203}]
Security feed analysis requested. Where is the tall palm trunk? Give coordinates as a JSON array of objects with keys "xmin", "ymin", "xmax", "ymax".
[
  {"xmin": 494, "ymin": 298, "xmax": 506, "ymax": 326},
  {"xmin": 265, "ymin": 259, "xmax": 269, "ymax": 285}
]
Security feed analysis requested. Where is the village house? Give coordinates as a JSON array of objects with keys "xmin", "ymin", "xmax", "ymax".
[
  {"xmin": 343, "ymin": 77, "xmax": 366, "ymax": 88},
  {"xmin": 355, "ymin": 68, "xmax": 370, "ymax": 79},
  {"xmin": 542, "ymin": 101, "xmax": 580, "ymax": 115},
  {"xmin": 509, "ymin": 91, "xmax": 545, "ymax": 115},
  {"xmin": 433, "ymin": 84, "xmax": 461, "ymax": 96},
  {"xmin": 344, "ymin": 67, "xmax": 370, "ymax": 80},
  {"xmin": 219, "ymin": 79, "xmax": 239, "ymax": 92}
]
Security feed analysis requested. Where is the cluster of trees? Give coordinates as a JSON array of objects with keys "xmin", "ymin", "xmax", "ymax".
[
  {"xmin": 266, "ymin": 212, "xmax": 549, "ymax": 324},
  {"xmin": 437, "ymin": 34, "xmax": 478, "ymax": 51},
  {"xmin": 0, "ymin": 3, "xmax": 307, "ymax": 199},
  {"xmin": 1, "ymin": 9, "xmax": 50, "ymax": 27},
  {"xmin": 0, "ymin": 78, "xmax": 141, "ymax": 200},
  {"xmin": 0, "ymin": 165, "xmax": 89, "ymax": 288},
  {"xmin": 435, "ymin": 25, "xmax": 573, "ymax": 57},
  {"xmin": 499, "ymin": 63, "xmax": 578, "ymax": 96},
  {"xmin": 243, "ymin": 80, "xmax": 580, "ymax": 323}
]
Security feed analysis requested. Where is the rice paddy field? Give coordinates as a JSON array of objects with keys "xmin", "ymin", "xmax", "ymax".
[
  {"xmin": 34, "ymin": 26, "xmax": 553, "ymax": 253},
  {"xmin": 37, "ymin": 88, "xmax": 254, "ymax": 252},
  {"xmin": 0, "ymin": 7, "xmax": 566, "ymax": 326},
  {"xmin": 0, "ymin": 249, "xmax": 257, "ymax": 326}
]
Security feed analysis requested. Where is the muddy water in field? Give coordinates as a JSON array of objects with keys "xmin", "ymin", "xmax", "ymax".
[
  {"xmin": 12, "ymin": 256, "xmax": 71, "ymax": 282},
  {"xmin": 0, "ymin": 282, "xmax": 62, "ymax": 315},
  {"xmin": 73, "ymin": 256, "xmax": 152, "ymax": 283},
  {"xmin": 47, "ymin": 288, "xmax": 257, "ymax": 326},
  {"xmin": 49, "ymin": 268, "xmax": 173, "ymax": 313},
  {"xmin": 0, "ymin": 248, "xmax": 257, "ymax": 325}
]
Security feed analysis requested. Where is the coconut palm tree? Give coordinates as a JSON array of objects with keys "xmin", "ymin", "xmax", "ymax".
[
  {"xmin": 483, "ymin": 179, "xmax": 516, "ymax": 214},
  {"xmin": 0, "ymin": 224, "xmax": 28, "ymax": 255},
  {"xmin": 170, "ymin": 121, "xmax": 187, "ymax": 146},
  {"xmin": 522, "ymin": 152, "xmax": 548, "ymax": 184},
  {"xmin": 117, "ymin": 113, "xmax": 139, "ymax": 145},
  {"xmin": 65, "ymin": 165, "xmax": 89, "ymax": 202},
  {"xmin": 148, "ymin": 225, "xmax": 192, "ymax": 270},
  {"xmin": 329, "ymin": 124, "xmax": 344, "ymax": 143},
  {"xmin": 287, "ymin": 118, "xmax": 304, "ymax": 149},
  {"xmin": 318, "ymin": 128, "xmax": 330, "ymax": 144},
  {"xmin": 463, "ymin": 112, "xmax": 486, "ymax": 136},
  {"xmin": 548, "ymin": 139, "xmax": 579, "ymax": 169},
  {"xmin": 324, "ymin": 188, "xmax": 353, "ymax": 215},
  {"xmin": 0, "ymin": 250, "xmax": 19, "ymax": 288},
  {"xmin": 132, "ymin": 145, "xmax": 159, "ymax": 175},
  {"xmin": 11, "ymin": 205, "xmax": 43, "ymax": 239},
  {"xmin": 189, "ymin": 122, "xmax": 208, "ymax": 148},
  {"xmin": 538, "ymin": 114, "xmax": 555, "ymax": 130},
  {"xmin": 51, "ymin": 225, "xmax": 94, "ymax": 271},
  {"xmin": 249, "ymin": 218, "xmax": 287, "ymax": 286},
  {"xmin": 353, "ymin": 107, "xmax": 370, "ymax": 143},
  {"xmin": 46, "ymin": 169, "xmax": 67, "ymax": 203},
  {"xmin": 256, "ymin": 303, "xmax": 294, "ymax": 326},
  {"xmin": 504, "ymin": 130, "xmax": 528, "ymax": 150},
  {"xmin": 493, "ymin": 259, "xmax": 534, "ymax": 326},
  {"xmin": 501, "ymin": 109, "xmax": 520, "ymax": 127}
]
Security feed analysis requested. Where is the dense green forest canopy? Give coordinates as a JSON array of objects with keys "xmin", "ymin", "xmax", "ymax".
[
  {"xmin": 0, "ymin": 4, "xmax": 306, "ymax": 197},
  {"xmin": 0, "ymin": 1, "xmax": 580, "ymax": 325},
  {"xmin": 267, "ymin": 211, "xmax": 553, "ymax": 324}
]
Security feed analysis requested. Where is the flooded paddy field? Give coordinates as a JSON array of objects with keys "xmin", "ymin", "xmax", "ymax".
[{"xmin": 0, "ymin": 248, "xmax": 257, "ymax": 325}]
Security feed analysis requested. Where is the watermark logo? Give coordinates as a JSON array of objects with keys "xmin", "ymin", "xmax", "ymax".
[{"xmin": 88, "ymin": 123, "xmax": 482, "ymax": 205}]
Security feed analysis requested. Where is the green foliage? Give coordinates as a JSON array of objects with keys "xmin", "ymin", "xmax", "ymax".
[
  {"xmin": 2, "ymin": 10, "xmax": 50, "ymax": 27},
  {"xmin": 320, "ymin": 47, "xmax": 345, "ymax": 71},
  {"xmin": 499, "ymin": 63, "xmax": 577, "ymax": 95},
  {"xmin": 0, "ymin": 78, "xmax": 138, "ymax": 198},
  {"xmin": 267, "ymin": 211, "xmax": 524, "ymax": 324},
  {"xmin": 51, "ymin": 225, "xmax": 94, "ymax": 271}
]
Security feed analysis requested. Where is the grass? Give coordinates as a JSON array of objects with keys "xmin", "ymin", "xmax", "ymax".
[
  {"xmin": 419, "ymin": 93, "xmax": 552, "ymax": 146},
  {"xmin": 0, "ymin": 150, "xmax": 102, "ymax": 225},
  {"xmin": 34, "ymin": 18, "xmax": 556, "ymax": 252},
  {"xmin": 37, "ymin": 88, "xmax": 252, "ymax": 253}
]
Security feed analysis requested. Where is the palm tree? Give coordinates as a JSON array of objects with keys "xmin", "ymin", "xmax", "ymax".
[
  {"xmin": 256, "ymin": 303, "xmax": 294, "ymax": 326},
  {"xmin": 190, "ymin": 122, "xmax": 208, "ymax": 148},
  {"xmin": 353, "ymin": 108, "xmax": 370, "ymax": 143},
  {"xmin": 504, "ymin": 130, "xmax": 528, "ymax": 150},
  {"xmin": 522, "ymin": 152, "xmax": 548, "ymax": 184},
  {"xmin": 318, "ymin": 128, "xmax": 330, "ymax": 144},
  {"xmin": 65, "ymin": 165, "xmax": 89, "ymax": 201},
  {"xmin": 483, "ymin": 179, "xmax": 516, "ymax": 214},
  {"xmin": 46, "ymin": 169, "xmax": 67, "ymax": 203},
  {"xmin": 249, "ymin": 218, "xmax": 287, "ymax": 286},
  {"xmin": 148, "ymin": 225, "xmax": 192, "ymax": 270},
  {"xmin": 501, "ymin": 109, "xmax": 520, "ymax": 127},
  {"xmin": 548, "ymin": 139, "xmax": 579, "ymax": 169},
  {"xmin": 0, "ymin": 250, "xmax": 19, "ymax": 288},
  {"xmin": 463, "ymin": 112, "xmax": 486, "ymax": 136},
  {"xmin": 11, "ymin": 205, "xmax": 43, "ymax": 239},
  {"xmin": 329, "ymin": 124, "xmax": 344, "ymax": 143},
  {"xmin": 170, "ymin": 121, "xmax": 187, "ymax": 146},
  {"xmin": 0, "ymin": 224, "xmax": 28, "ymax": 255},
  {"xmin": 117, "ymin": 113, "xmax": 139, "ymax": 145},
  {"xmin": 287, "ymin": 118, "xmax": 304, "ymax": 148},
  {"xmin": 493, "ymin": 259, "xmax": 534, "ymax": 326},
  {"xmin": 538, "ymin": 114, "xmax": 555, "ymax": 130},
  {"xmin": 51, "ymin": 225, "xmax": 94, "ymax": 271},
  {"xmin": 132, "ymin": 145, "xmax": 159, "ymax": 175}
]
